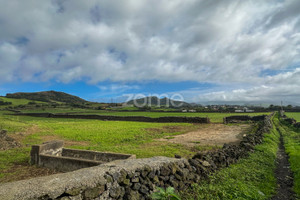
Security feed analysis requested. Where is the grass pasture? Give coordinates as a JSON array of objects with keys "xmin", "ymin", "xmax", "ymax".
[
  {"xmin": 91, "ymin": 111, "xmax": 270, "ymax": 123},
  {"xmin": 0, "ymin": 97, "xmax": 45, "ymax": 107},
  {"xmin": 0, "ymin": 112, "xmax": 203, "ymax": 158},
  {"xmin": 21, "ymin": 108, "xmax": 101, "ymax": 114},
  {"xmin": 21, "ymin": 109, "xmax": 270, "ymax": 123},
  {"xmin": 0, "ymin": 110, "xmax": 267, "ymax": 184},
  {"xmin": 0, "ymin": 110, "xmax": 216, "ymax": 182},
  {"xmin": 285, "ymin": 112, "xmax": 300, "ymax": 122}
]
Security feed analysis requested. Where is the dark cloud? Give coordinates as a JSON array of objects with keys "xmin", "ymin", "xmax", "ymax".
[{"xmin": 266, "ymin": 0, "xmax": 300, "ymax": 29}]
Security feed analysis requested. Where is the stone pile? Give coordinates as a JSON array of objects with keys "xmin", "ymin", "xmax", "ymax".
[
  {"xmin": 223, "ymin": 115, "xmax": 267, "ymax": 124},
  {"xmin": 0, "ymin": 130, "xmax": 20, "ymax": 150}
]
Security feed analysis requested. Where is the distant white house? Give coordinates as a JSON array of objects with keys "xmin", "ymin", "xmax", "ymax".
[
  {"xmin": 235, "ymin": 107, "xmax": 254, "ymax": 113},
  {"xmin": 182, "ymin": 109, "xmax": 196, "ymax": 112},
  {"xmin": 235, "ymin": 109, "xmax": 244, "ymax": 113}
]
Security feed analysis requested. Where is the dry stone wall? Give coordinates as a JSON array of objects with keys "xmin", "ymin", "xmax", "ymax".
[
  {"xmin": 223, "ymin": 115, "xmax": 266, "ymax": 124},
  {"xmin": 0, "ymin": 114, "xmax": 273, "ymax": 200},
  {"xmin": 281, "ymin": 116, "xmax": 300, "ymax": 129},
  {"xmin": 12, "ymin": 113, "xmax": 210, "ymax": 123}
]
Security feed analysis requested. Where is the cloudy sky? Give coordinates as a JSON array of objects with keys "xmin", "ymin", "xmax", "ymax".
[{"xmin": 0, "ymin": 0, "xmax": 299, "ymax": 104}]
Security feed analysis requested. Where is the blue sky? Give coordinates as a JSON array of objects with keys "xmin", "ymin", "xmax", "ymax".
[
  {"xmin": 0, "ymin": 0, "xmax": 299, "ymax": 104},
  {"xmin": 0, "ymin": 80, "xmax": 215, "ymax": 103}
]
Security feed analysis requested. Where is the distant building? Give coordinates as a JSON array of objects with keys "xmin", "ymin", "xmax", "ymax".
[
  {"xmin": 235, "ymin": 109, "xmax": 244, "ymax": 113},
  {"xmin": 189, "ymin": 109, "xmax": 196, "ymax": 112},
  {"xmin": 182, "ymin": 109, "xmax": 187, "ymax": 112},
  {"xmin": 235, "ymin": 107, "xmax": 254, "ymax": 113}
]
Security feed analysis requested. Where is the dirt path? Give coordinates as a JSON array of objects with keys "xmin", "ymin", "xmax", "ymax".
[
  {"xmin": 10, "ymin": 124, "xmax": 40, "ymax": 143},
  {"xmin": 156, "ymin": 124, "xmax": 251, "ymax": 147},
  {"xmin": 271, "ymin": 128, "xmax": 295, "ymax": 200}
]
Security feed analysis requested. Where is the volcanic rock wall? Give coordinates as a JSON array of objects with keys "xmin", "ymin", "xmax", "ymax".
[
  {"xmin": 12, "ymin": 113, "xmax": 210, "ymax": 123},
  {"xmin": 223, "ymin": 115, "xmax": 267, "ymax": 124},
  {"xmin": 281, "ymin": 116, "xmax": 300, "ymax": 129}
]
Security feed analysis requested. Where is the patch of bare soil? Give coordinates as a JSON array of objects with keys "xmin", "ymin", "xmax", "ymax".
[
  {"xmin": 156, "ymin": 124, "xmax": 251, "ymax": 147},
  {"xmin": 146, "ymin": 125, "xmax": 196, "ymax": 135},
  {"xmin": 0, "ymin": 162, "xmax": 59, "ymax": 184},
  {"xmin": 10, "ymin": 125, "xmax": 40, "ymax": 143},
  {"xmin": 13, "ymin": 124, "xmax": 90, "ymax": 147},
  {"xmin": 0, "ymin": 130, "xmax": 21, "ymax": 150}
]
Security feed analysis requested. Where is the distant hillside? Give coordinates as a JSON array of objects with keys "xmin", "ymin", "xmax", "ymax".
[
  {"xmin": 6, "ymin": 91, "xmax": 87, "ymax": 104},
  {"xmin": 0, "ymin": 96, "xmax": 45, "ymax": 107},
  {"xmin": 126, "ymin": 96, "xmax": 190, "ymax": 108}
]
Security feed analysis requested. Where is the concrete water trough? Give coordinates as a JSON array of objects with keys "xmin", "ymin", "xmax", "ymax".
[{"xmin": 30, "ymin": 140, "xmax": 136, "ymax": 172}]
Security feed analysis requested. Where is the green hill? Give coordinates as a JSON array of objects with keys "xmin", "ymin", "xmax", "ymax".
[
  {"xmin": 0, "ymin": 97, "xmax": 46, "ymax": 107},
  {"xmin": 5, "ymin": 91, "xmax": 87, "ymax": 104}
]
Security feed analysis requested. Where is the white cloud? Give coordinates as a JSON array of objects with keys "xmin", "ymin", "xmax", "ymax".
[
  {"xmin": 266, "ymin": 68, "xmax": 300, "ymax": 85},
  {"xmin": 0, "ymin": 0, "xmax": 299, "ymax": 102},
  {"xmin": 198, "ymin": 84, "xmax": 300, "ymax": 104},
  {"xmin": 0, "ymin": 42, "xmax": 22, "ymax": 82},
  {"xmin": 173, "ymin": 68, "xmax": 300, "ymax": 104},
  {"xmin": 98, "ymin": 84, "xmax": 140, "ymax": 92}
]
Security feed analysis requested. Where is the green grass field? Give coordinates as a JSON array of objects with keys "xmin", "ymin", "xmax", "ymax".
[
  {"xmin": 278, "ymin": 116, "xmax": 300, "ymax": 198},
  {"xmin": 0, "ymin": 111, "xmax": 200, "ymax": 182},
  {"xmin": 285, "ymin": 112, "xmax": 300, "ymax": 122},
  {"xmin": 0, "ymin": 111, "xmax": 205, "ymax": 158},
  {"xmin": 2, "ymin": 107, "xmax": 299, "ymax": 198},
  {"xmin": 21, "ymin": 109, "xmax": 270, "ymax": 123},
  {"xmin": 0, "ymin": 97, "xmax": 45, "ymax": 107},
  {"xmin": 21, "ymin": 108, "xmax": 101, "ymax": 114},
  {"xmin": 0, "ymin": 110, "xmax": 267, "ymax": 184}
]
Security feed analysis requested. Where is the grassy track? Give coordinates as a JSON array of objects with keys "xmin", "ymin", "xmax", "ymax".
[
  {"xmin": 277, "ymin": 116, "xmax": 300, "ymax": 198},
  {"xmin": 182, "ymin": 115, "xmax": 279, "ymax": 200},
  {"xmin": 285, "ymin": 112, "xmax": 300, "ymax": 122}
]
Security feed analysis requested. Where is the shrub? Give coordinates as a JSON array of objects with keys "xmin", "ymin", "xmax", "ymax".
[{"xmin": 151, "ymin": 187, "xmax": 181, "ymax": 200}]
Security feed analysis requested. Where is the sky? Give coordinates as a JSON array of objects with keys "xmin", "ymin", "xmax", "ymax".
[{"xmin": 0, "ymin": 0, "xmax": 299, "ymax": 104}]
